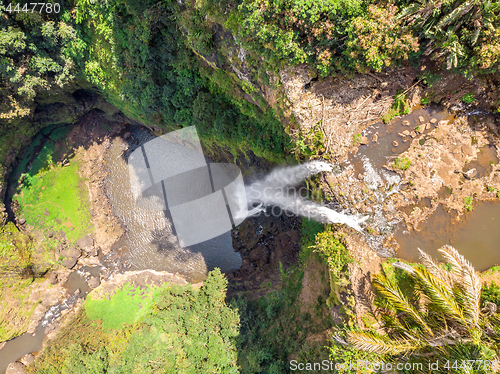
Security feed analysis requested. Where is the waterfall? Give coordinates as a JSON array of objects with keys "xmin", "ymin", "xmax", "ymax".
[{"xmin": 245, "ymin": 161, "xmax": 367, "ymax": 231}]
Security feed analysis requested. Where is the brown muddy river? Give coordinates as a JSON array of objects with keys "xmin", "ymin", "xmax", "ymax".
[
  {"xmin": 395, "ymin": 201, "xmax": 500, "ymax": 271},
  {"xmin": 104, "ymin": 134, "xmax": 241, "ymax": 282}
]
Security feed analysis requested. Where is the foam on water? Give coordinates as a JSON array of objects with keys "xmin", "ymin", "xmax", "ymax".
[{"xmin": 245, "ymin": 161, "xmax": 367, "ymax": 231}]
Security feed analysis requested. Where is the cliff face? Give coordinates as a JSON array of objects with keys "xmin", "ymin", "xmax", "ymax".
[{"xmin": 183, "ymin": 11, "xmax": 498, "ymax": 163}]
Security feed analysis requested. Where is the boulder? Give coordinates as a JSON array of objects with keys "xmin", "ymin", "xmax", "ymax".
[
  {"xmin": 19, "ymin": 353, "xmax": 35, "ymax": 366},
  {"xmin": 88, "ymin": 277, "xmax": 100, "ymax": 289},
  {"xmin": 464, "ymin": 168, "xmax": 477, "ymax": 180},
  {"xmin": 61, "ymin": 247, "xmax": 81, "ymax": 259},
  {"xmin": 6, "ymin": 362, "xmax": 27, "ymax": 374},
  {"xmin": 63, "ymin": 257, "xmax": 78, "ymax": 269},
  {"xmin": 49, "ymin": 272, "xmax": 58, "ymax": 285},
  {"xmin": 76, "ymin": 235, "xmax": 94, "ymax": 253}
]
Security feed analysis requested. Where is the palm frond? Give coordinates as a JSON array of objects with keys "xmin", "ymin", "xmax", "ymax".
[
  {"xmin": 418, "ymin": 248, "xmax": 454, "ymax": 288},
  {"xmin": 413, "ymin": 267, "xmax": 467, "ymax": 326},
  {"xmin": 438, "ymin": 246, "xmax": 481, "ymax": 326},
  {"xmin": 471, "ymin": 26, "xmax": 481, "ymax": 45},
  {"xmin": 347, "ymin": 330, "xmax": 421, "ymax": 355},
  {"xmin": 393, "ymin": 261, "xmax": 416, "ymax": 274},
  {"xmin": 373, "ymin": 272, "xmax": 434, "ymax": 337},
  {"xmin": 397, "ymin": 3, "xmax": 422, "ymax": 20},
  {"xmin": 437, "ymin": 1, "xmax": 475, "ymax": 29},
  {"xmin": 438, "ymin": 245, "xmax": 463, "ymax": 277},
  {"xmin": 460, "ymin": 263, "xmax": 481, "ymax": 326}
]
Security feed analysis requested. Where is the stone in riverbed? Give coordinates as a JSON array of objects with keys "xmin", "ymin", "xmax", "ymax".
[
  {"xmin": 61, "ymin": 246, "xmax": 81, "ymax": 259},
  {"xmin": 402, "ymin": 130, "xmax": 410, "ymax": 136},
  {"xmin": 392, "ymin": 141, "xmax": 399, "ymax": 147},
  {"xmin": 372, "ymin": 134, "xmax": 378, "ymax": 143},
  {"xmin": 6, "ymin": 362, "xmax": 27, "ymax": 374},
  {"xmin": 88, "ymin": 276, "xmax": 100, "ymax": 289},
  {"xmin": 359, "ymin": 136, "xmax": 369, "ymax": 145},
  {"xmin": 402, "ymin": 120, "xmax": 410, "ymax": 126},
  {"xmin": 20, "ymin": 354, "xmax": 35, "ymax": 366},
  {"xmin": 430, "ymin": 118, "xmax": 437, "ymax": 124},
  {"xmin": 63, "ymin": 257, "xmax": 78, "ymax": 269},
  {"xmin": 76, "ymin": 235, "xmax": 94, "ymax": 253},
  {"xmin": 49, "ymin": 272, "xmax": 58, "ymax": 285},
  {"xmin": 419, "ymin": 116, "xmax": 425, "ymax": 123},
  {"xmin": 464, "ymin": 168, "xmax": 477, "ymax": 180}
]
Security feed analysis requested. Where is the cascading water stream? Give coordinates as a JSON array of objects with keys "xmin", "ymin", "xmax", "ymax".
[{"xmin": 245, "ymin": 161, "xmax": 368, "ymax": 231}]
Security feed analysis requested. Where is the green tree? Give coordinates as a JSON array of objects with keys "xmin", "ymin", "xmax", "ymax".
[{"xmin": 347, "ymin": 246, "xmax": 500, "ymax": 372}]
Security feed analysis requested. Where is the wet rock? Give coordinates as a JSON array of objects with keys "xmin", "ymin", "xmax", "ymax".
[
  {"xmin": 76, "ymin": 235, "xmax": 94, "ymax": 253},
  {"xmin": 63, "ymin": 257, "xmax": 78, "ymax": 269},
  {"xmin": 392, "ymin": 141, "xmax": 399, "ymax": 147},
  {"xmin": 410, "ymin": 131, "xmax": 417, "ymax": 138},
  {"xmin": 49, "ymin": 272, "xmax": 59, "ymax": 285},
  {"xmin": 419, "ymin": 116, "xmax": 425, "ymax": 123},
  {"xmin": 359, "ymin": 136, "xmax": 369, "ymax": 145},
  {"xmin": 229, "ymin": 211, "xmax": 300, "ymax": 286},
  {"xmin": 372, "ymin": 134, "xmax": 378, "ymax": 143},
  {"xmin": 402, "ymin": 120, "xmax": 410, "ymax": 126},
  {"xmin": 464, "ymin": 168, "xmax": 477, "ymax": 180},
  {"xmin": 20, "ymin": 353, "xmax": 35, "ymax": 366},
  {"xmin": 430, "ymin": 118, "xmax": 437, "ymax": 124},
  {"xmin": 6, "ymin": 362, "xmax": 27, "ymax": 374},
  {"xmin": 88, "ymin": 276, "xmax": 100, "ymax": 289},
  {"xmin": 438, "ymin": 120, "xmax": 449, "ymax": 126},
  {"xmin": 402, "ymin": 130, "xmax": 410, "ymax": 136}
]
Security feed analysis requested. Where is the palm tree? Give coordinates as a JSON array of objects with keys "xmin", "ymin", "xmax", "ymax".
[
  {"xmin": 397, "ymin": 0, "xmax": 499, "ymax": 69},
  {"xmin": 345, "ymin": 246, "xmax": 500, "ymax": 370}
]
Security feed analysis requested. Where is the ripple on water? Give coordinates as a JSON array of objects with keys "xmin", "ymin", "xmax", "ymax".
[{"xmin": 104, "ymin": 134, "xmax": 241, "ymax": 282}]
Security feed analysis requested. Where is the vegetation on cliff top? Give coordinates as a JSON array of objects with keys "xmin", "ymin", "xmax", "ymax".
[
  {"xmin": 29, "ymin": 269, "xmax": 240, "ymax": 374},
  {"xmin": 227, "ymin": 0, "xmax": 500, "ymax": 77}
]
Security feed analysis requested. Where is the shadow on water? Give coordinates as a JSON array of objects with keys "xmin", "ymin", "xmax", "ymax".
[
  {"xmin": 105, "ymin": 127, "xmax": 241, "ymax": 283},
  {"xmin": 394, "ymin": 201, "xmax": 500, "ymax": 271}
]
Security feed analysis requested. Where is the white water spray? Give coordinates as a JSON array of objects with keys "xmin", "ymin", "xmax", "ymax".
[{"xmin": 245, "ymin": 161, "xmax": 367, "ymax": 231}]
